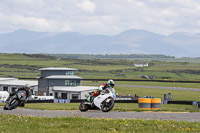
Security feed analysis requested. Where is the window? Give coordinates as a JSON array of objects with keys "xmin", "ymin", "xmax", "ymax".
[
  {"xmin": 61, "ymin": 93, "xmax": 68, "ymax": 99},
  {"xmin": 65, "ymin": 80, "xmax": 76, "ymax": 86},
  {"xmin": 66, "ymin": 71, "xmax": 74, "ymax": 75},
  {"xmin": 3, "ymin": 86, "xmax": 8, "ymax": 91},
  {"xmin": 55, "ymin": 92, "xmax": 58, "ymax": 99},
  {"xmin": 35, "ymin": 91, "xmax": 38, "ymax": 96},
  {"xmin": 50, "ymin": 93, "xmax": 53, "ymax": 96},
  {"xmin": 72, "ymin": 94, "xmax": 79, "ymax": 99},
  {"xmin": 12, "ymin": 87, "xmax": 17, "ymax": 92}
]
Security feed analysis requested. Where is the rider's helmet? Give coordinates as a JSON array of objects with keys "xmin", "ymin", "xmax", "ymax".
[
  {"xmin": 108, "ymin": 79, "xmax": 115, "ymax": 88},
  {"xmin": 24, "ymin": 84, "xmax": 30, "ymax": 91}
]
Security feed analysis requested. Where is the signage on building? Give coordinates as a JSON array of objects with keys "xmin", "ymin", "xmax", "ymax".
[{"xmin": 54, "ymin": 99, "xmax": 70, "ymax": 103}]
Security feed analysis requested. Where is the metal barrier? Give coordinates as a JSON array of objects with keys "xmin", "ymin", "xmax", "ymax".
[{"xmin": 26, "ymin": 99, "xmax": 198, "ymax": 105}]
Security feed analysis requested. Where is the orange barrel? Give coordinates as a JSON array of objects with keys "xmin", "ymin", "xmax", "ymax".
[
  {"xmin": 151, "ymin": 98, "xmax": 161, "ymax": 110},
  {"xmin": 138, "ymin": 98, "xmax": 151, "ymax": 109}
]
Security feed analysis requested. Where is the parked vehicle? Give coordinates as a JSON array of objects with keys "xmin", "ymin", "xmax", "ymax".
[
  {"xmin": 4, "ymin": 90, "xmax": 28, "ymax": 110},
  {"xmin": 0, "ymin": 91, "xmax": 9, "ymax": 103},
  {"xmin": 79, "ymin": 88, "xmax": 116, "ymax": 112}
]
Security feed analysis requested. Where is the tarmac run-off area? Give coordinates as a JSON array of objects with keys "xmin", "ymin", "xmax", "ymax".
[{"xmin": 1, "ymin": 107, "xmax": 200, "ymax": 122}]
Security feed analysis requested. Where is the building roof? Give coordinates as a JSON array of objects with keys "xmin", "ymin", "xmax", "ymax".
[
  {"xmin": 39, "ymin": 67, "xmax": 77, "ymax": 71},
  {"xmin": 0, "ymin": 77, "xmax": 17, "ymax": 81},
  {"xmin": 53, "ymin": 86, "xmax": 98, "ymax": 92},
  {"xmin": 45, "ymin": 75, "xmax": 83, "ymax": 79},
  {"xmin": 0, "ymin": 79, "xmax": 38, "ymax": 87}
]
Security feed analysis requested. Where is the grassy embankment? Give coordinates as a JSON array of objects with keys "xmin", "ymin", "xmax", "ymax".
[
  {"xmin": 1, "ymin": 53, "xmax": 200, "ymax": 80},
  {"xmin": 0, "ymin": 114, "xmax": 200, "ymax": 133}
]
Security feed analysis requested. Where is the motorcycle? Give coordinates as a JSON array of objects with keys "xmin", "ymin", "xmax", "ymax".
[
  {"xmin": 79, "ymin": 88, "xmax": 116, "ymax": 112},
  {"xmin": 4, "ymin": 90, "xmax": 27, "ymax": 110}
]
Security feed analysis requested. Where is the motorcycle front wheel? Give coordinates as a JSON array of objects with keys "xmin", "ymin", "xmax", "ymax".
[
  {"xmin": 101, "ymin": 99, "xmax": 114, "ymax": 112},
  {"xmin": 3, "ymin": 104, "xmax": 9, "ymax": 110},
  {"xmin": 7, "ymin": 98, "xmax": 19, "ymax": 110},
  {"xmin": 79, "ymin": 100, "xmax": 89, "ymax": 112}
]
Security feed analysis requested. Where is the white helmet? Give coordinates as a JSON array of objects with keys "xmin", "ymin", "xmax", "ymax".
[{"xmin": 108, "ymin": 79, "xmax": 115, "ymax": 87}]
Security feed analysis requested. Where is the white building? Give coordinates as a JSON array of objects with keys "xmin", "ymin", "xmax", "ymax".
[
  {"xmin": 0, "ymin": 67, "xmax": 100, "ymax": 100},
  {"xmin": 53, "ymin": 86, "xmax": 98, "ymax": 99},
  {"xmin": 38, "ymin": 67, "xmax": 98, "ymax": 99},
  {"xmin": 134, "ymin": 63, "xmax": 149, "ymax": 67},
  {"xmin": 0, "ymin": 77, "xmax": 38, "ymax": 96}
]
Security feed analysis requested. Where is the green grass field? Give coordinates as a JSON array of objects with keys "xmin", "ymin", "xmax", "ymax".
[
  {"xmin": 0, "ymin": 114, "xmax": 200, "ymax": 133},
  {"xmin": 115, "ymin": 86, "xmax": 200, "ymax": 101},
  {"xmin": 83, "ymin": 81, "xmax": 200, "ymax": 101},
  {"xmin": 1, "ymin": 53, "xmax": 200, "ymax": 80}
]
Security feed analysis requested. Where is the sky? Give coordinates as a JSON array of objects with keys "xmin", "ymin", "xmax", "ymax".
[{"xmin": 0, "ymin": 0, "xmax": 200, "ymax": 35}]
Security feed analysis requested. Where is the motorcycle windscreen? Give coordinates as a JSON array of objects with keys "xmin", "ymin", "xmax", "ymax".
[{"xmin": 94, "ymin": 94, "xmax": 111, "ymax": 109}]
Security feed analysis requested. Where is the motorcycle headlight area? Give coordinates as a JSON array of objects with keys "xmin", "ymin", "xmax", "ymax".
[{"xmin": 106, "ymin": 98, "xmax": 111, "ymax": 102}]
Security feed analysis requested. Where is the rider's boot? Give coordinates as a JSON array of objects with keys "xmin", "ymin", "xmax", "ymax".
[
  {"xmin": 87, "ymin": 96, "xmax": 94, "ymax": 102},
  {"xmin": 19, "ymin": 103, "xmax": 25, "ymax": 107},
  {"xmin": 87, "ymin": 96, "xmax": 91, "ymax": 102}
]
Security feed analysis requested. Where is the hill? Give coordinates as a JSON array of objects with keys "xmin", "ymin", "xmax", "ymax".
[{"xmin": 0, "ymin": 29, "xmax": 200, "ymax": 57}]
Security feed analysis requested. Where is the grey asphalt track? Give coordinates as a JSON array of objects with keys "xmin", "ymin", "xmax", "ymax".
[{"xmin": 1, "ymin": 107, "xmax": 200, "ymax": 122}]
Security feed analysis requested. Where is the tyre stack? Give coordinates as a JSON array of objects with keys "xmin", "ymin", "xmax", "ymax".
[{"xmin": 138, "ymin": 98, "xmax": 161, "ymax": 110}]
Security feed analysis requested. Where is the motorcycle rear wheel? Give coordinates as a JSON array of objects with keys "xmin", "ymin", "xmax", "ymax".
[{"xmin": 79, "ymin": 101, "xmax": 89, "ymax": 112}]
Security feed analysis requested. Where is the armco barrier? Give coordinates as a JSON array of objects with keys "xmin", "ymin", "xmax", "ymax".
[
  {"xmin": 26, "ymin": 99, "xmax": 198, "ymax": 105},
  {"xmin": 167, "ymin": 101, "xmax": 193, "ymax": 105},
  {"xmin": 114, "ymin": 100, "xmax": 138, "ymax": 103},
  {"xmin": 26, "ymin": 99, "xmax": 53, "ymax": 103}
]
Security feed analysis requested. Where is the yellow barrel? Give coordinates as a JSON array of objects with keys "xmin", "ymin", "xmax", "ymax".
[
  {"xmin": 138, "ymin": 98, "xmax": 151, "ymax": 109},
  {"xmin": 151, "ymin": 98, "xmax": 161, "ymax": 110}
]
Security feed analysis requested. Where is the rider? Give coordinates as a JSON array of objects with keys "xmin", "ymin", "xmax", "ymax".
[
  {"xmin": 6, "ymin": 84, "xmax": 31, "ymax": 106},
  {"xmin": 87, "ymin": 79, "xmax": 115, "ymax": 102}
]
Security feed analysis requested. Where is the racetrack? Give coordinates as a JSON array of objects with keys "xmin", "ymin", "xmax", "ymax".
[{"xmin": 1, "ymin": 107, "xmax": 200, "ymax": 122}]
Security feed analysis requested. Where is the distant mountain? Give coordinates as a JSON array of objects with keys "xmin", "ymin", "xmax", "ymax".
[{"xmin": 0, "ymin": 29, "xmax": 200, "ymax": 57}]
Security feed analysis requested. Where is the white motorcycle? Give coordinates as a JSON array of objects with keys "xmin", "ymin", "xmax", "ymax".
[{"xmin": 79, "ymin": 88, "xmax": 116, "ymax": 112}]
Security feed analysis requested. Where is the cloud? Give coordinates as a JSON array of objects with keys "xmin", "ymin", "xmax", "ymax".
[
  {"xmin": 0, "ymin": 0, "xmax": 200, "ymax": 35},
  {"xmin": 77, "ymin": 0, "xmax": 96, "ymax": 13}
]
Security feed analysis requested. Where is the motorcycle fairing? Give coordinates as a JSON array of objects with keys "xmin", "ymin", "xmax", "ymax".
[
  {"xmin": 17, "ymin": 90, "xmax": 26, "ymax": 101},
  {"xmin": 94, "ymin": 93, "xmax": 111, "ymax": 109}
]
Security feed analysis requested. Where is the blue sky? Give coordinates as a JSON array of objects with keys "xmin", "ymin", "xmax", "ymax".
[{"xmin": 0, "ymin": 0, "xmax": 200, "ymax": 35}]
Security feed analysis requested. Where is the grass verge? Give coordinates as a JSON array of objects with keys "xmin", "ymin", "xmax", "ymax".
[
  {"xmin": 0, "ymin": 114, "xmax": 200, "ymax": 133},
  {"xmin": 1, "ymin": 103, "xmax": 199, "ymax": 112}
]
